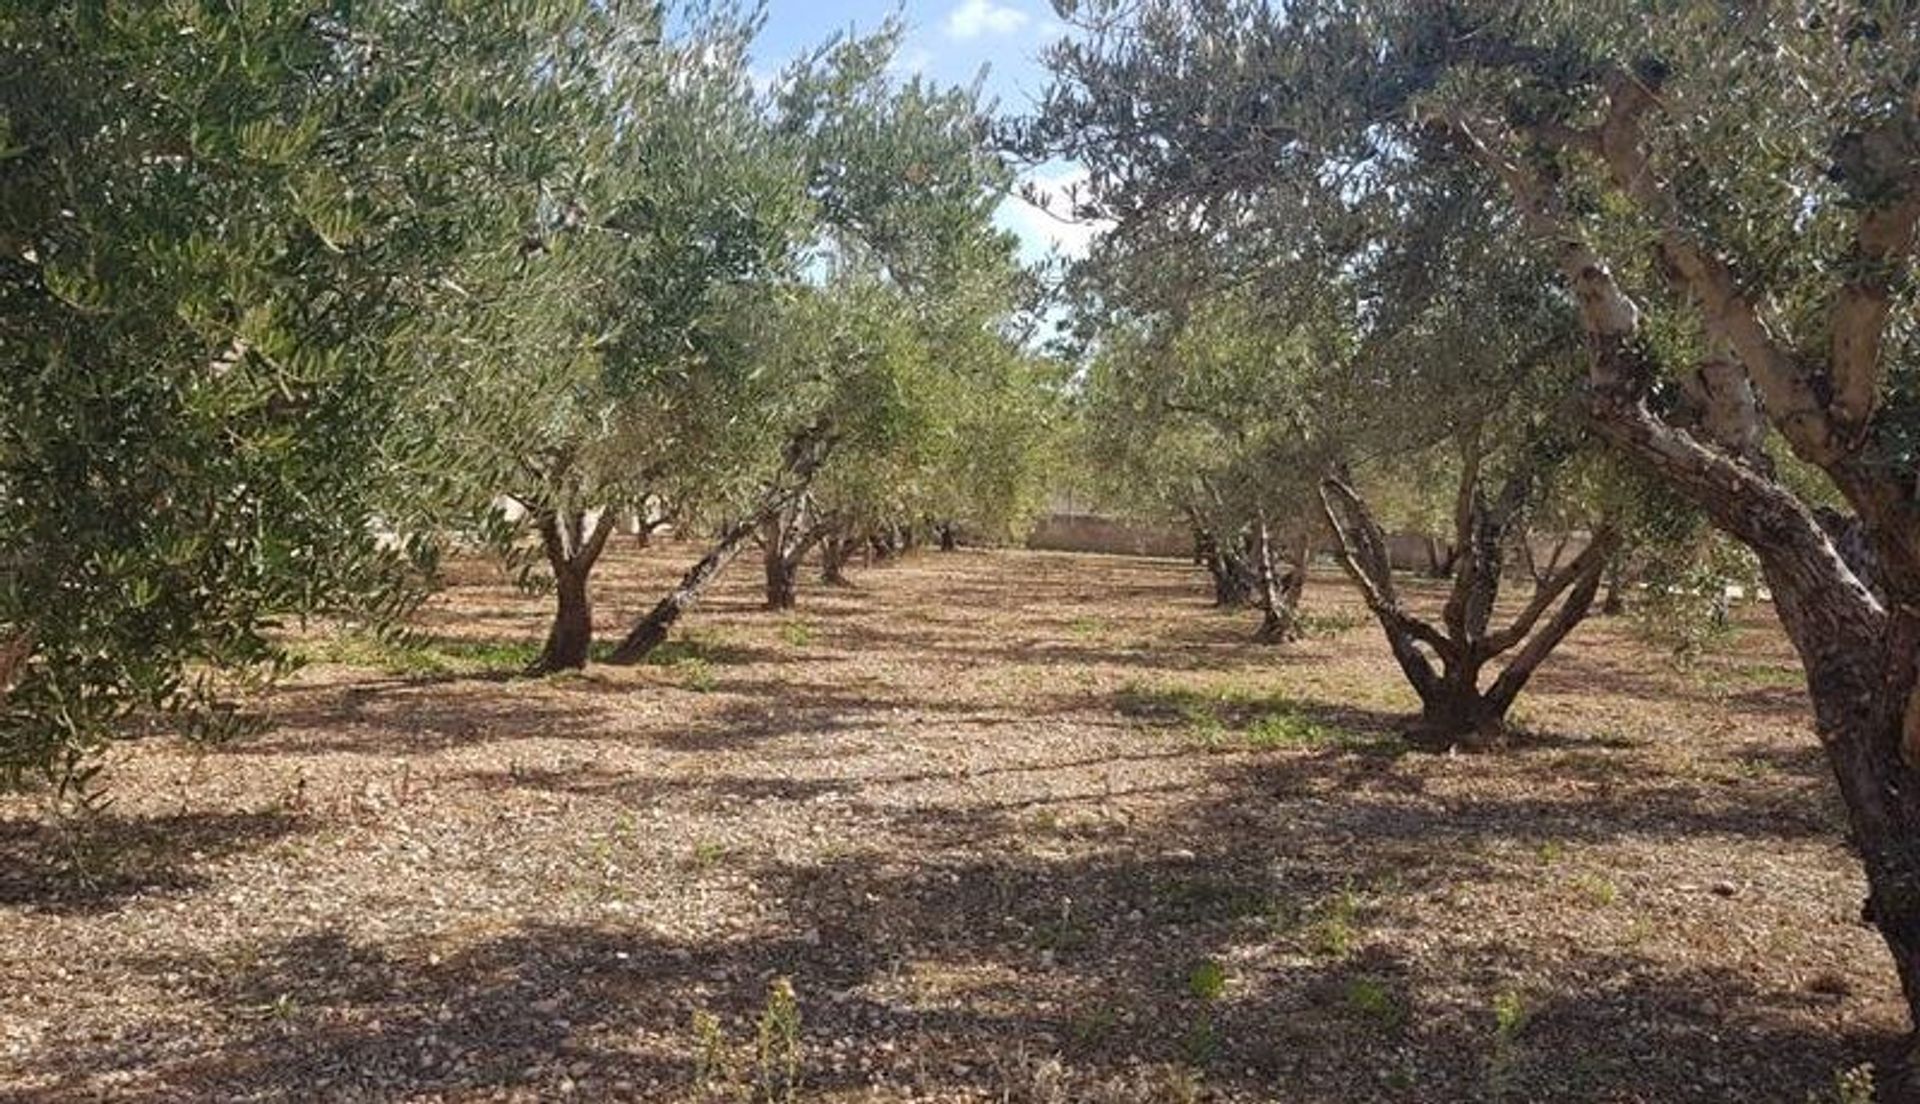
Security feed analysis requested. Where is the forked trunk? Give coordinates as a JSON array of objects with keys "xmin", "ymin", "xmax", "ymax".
[
  {"xmin": 1252, "ymin": 515, "xmax": 1307, "ymax": 644},
  {"xmin": 762, "ymin": 502, "xmax": 832, "ymax": 610},
  {"xmin": 1320, "ymin": 459, "xmax": 1616, "ymax": 754},
  {"xmin": 937, "ymin": 522, "xmax": 958, "ymax": 551},
  {"xmin": 1255, "ymin": 604, "xmax": 1295, "ymax": 643},
  {"xmin": 526, "ymin": 508, "xmax": 617, "ymax": 675},
  {"xmin": 1195, "ymin": 526, "xmax": 1256, "ymax": 607},
  {"xmin": 1410, "ymin": 673, "xmax": 1504, "ymax": 751}
]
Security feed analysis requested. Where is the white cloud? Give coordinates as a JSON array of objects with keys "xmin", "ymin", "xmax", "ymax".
[
  {"xmin": 945, "ymin": 0, "xmax": 1031, "ymax": 40},
  {"xmin": 994, "ymin": 163, "xmax": 1110, "ymax": 263}
]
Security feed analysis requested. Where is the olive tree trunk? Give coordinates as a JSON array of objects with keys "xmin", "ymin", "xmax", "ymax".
[
  {"xmin": 1450, "ymin": 82, "xmax": 1920, "ymax": 1050},
  {"xmin": 763, "ymin": 532, "xmax": 799, "ymax": 610},
  {"xmin": 527, "ymin": 508, "xmax": 618, "ymax": 674},
  {"xmin": 760, "ymin": 499, "xmax": 833, "ymax": 611},
  {"xmin": 1601, "ymin": 556, "xmax": 1628, "ymax": 616},
  {"xmin": 607, "ymin": 515, "xmax": 758, "ymax": 663},
  {"xmin": 1320, "ymin": 434, "xmax": 1617, "ymax": 750},
  {"xmin": 608, "ymin": 423, "xmax": 837, "ymax": 664},
  {"xmin": 820, "ymin": 529, "xmax": 855, "ymax": 585},
  {"xmin": 1252, "ymin": 513, "xmax": 1310, "ymax": 643},
  {"xmin": 1190, "ymin": 511, "xmax": 1256, "ymax": 607}
]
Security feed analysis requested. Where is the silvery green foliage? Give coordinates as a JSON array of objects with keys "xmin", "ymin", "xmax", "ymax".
[{"xmin": 0, "ymin": 1, "xmax": 602, "ymax": 790}]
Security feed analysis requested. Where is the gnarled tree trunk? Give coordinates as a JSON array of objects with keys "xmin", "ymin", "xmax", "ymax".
[
  {"xmin": 760, "ymin": 497, "xmax": 833, "ymax": 611},
  {"xmin": 1320, "ymin": 437, "xmax": 1617, "ymax": 750},
  {"xmin": 820, "ymin": 529, "xmax": 855, "ymax": 585},
  {"xmin": 763, "ymin": 532, "xmax": 799, "ymax": 610},
  {"xmin": 1449, "ymin": 80, "xmax": 1920, "ymax": 1048},
  {"xmin": 1191, "ymin": 514, "xmax": 1257, "ymax": 607}
]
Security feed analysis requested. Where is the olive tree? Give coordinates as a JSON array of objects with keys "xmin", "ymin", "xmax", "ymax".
[
  {"xmin": 1035, "ymin": 0, "xmax": 1920, "ymax": 1054},
  {"xmin": 0, "ymin": 2, "xmax": 585, "ymax": 790},
  {"xmin": 438, "ymin": 6, "xmax": 808, "ymax": 672},
  {"xmin": 607, "ymin": 22, "xmax": 1028, "ymax": 650}
]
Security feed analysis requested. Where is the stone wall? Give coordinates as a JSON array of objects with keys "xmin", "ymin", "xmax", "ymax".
[{"xmin": 1024, "ymin": 511, "xmax": 1594, "ymax": 572}]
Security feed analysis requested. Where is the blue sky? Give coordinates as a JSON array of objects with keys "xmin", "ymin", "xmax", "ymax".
[{"xmin": 752, "ymin": 0, "xmax": 1100, "ymax": 264}]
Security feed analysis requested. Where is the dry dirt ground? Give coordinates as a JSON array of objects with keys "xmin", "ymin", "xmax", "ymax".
[{"xmin": 0, "ymin": 545, "xmax": 1904, "ymax": 1102}]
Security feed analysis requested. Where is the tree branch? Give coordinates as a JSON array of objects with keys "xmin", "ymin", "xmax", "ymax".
[
  {"xmin": 1483, "ymin": 526, "xmax": 1618, "ymax": 658},
  {"xmin": 1830, "ymin": 114, "xmax": 1920, "ymax": 441},
  {"xmin": 1319, "ymin": 477, "xmax": 1453, "ymax": 656}
]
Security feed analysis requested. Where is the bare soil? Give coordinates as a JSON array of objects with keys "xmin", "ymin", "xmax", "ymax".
[{"xmin": 0, "ymin": 545, "xmax": 1901, "ymax": 1102}]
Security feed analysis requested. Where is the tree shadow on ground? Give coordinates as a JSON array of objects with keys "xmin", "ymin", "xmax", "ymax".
[
  {"xmin": 9, "ymin": 551, "xmax": 1879, "ymax": 1101},
  {"xmin": 0, "ymin": 810, "xmax": 304, "ymax": 917},
  {"xmin": 19, "ymin": 815, "xmax": 1886, "ymax": 1103},
  {"xmin": 255, "ymin": 683, "xmax": 615, "ymax": 757},
  {"xmin": 1207, "ymin": 738, "xmax": 1845, "ymax": 845}
]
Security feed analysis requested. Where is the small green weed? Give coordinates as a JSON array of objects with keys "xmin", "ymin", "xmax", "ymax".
[
  {"xmin": 1244, "ymin": 711, "xmax": 1336, "ymax": 748},
  {"xmin": 1187, "ymin": 959, "xmax": 1228, "ymax": 1001},
  {"xmin": 291, "ymin": 630, "xmax": 538, "ymax": 678},
  {"xmin": 778, "ymin": 620, "xmax": 816, "ymax": 648},
  {"xmin": 1492, "ymin": 990, "xmax": 1529, "ymax": 1043},
  {"xmin": 1306, "ymin": 886, "xmax": 1360, "ymax": 959},
  {"xmin": 1295, "ymin": 611, "xmax": 1364, "ymax": 638},
  {"xmin": 672, "ymin": 656, "xmax": 718, "ymax": 692},
  {"xmin": 1068, "ymin": 616, "xmax": 1111, "ymax": 639},
  {"xmin": 755, "ymin": 977, "xmax": 802, "ymax": 1103},
  {"xmin": 1487, "ymin": 988, "xmax": 1530, "ymax": 1099},
  {"xmin": 1118, "ymin": 681, "xmax": 1381, "ymax": 753},
  {"xmin": 1341, "ymin": 975, "xmax": 1404, "ymax": 1029},
  {"xmin": 1180, "ymin": 1015, "xmax": 1220, "ymax": 1067},
  {"xmin": 687, "ymin": 839, "xmax": 734, "ymax": 869},
  {"xmin": 1569, "ymin": 872, "xmax": 1617, "ymax": 906},
  {"xmin": 1822, "ymin": 1064, "xmax": 1876, "ymax": 1104},
  {"xmin": 688, "ymin": 978, "xmax": 804, "ymax": 1103}
]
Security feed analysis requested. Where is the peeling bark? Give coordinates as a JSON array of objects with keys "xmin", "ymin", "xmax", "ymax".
[{"xmin": 1449, "ymin": 84, "xmax": 1920, "ymax": 1043}]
